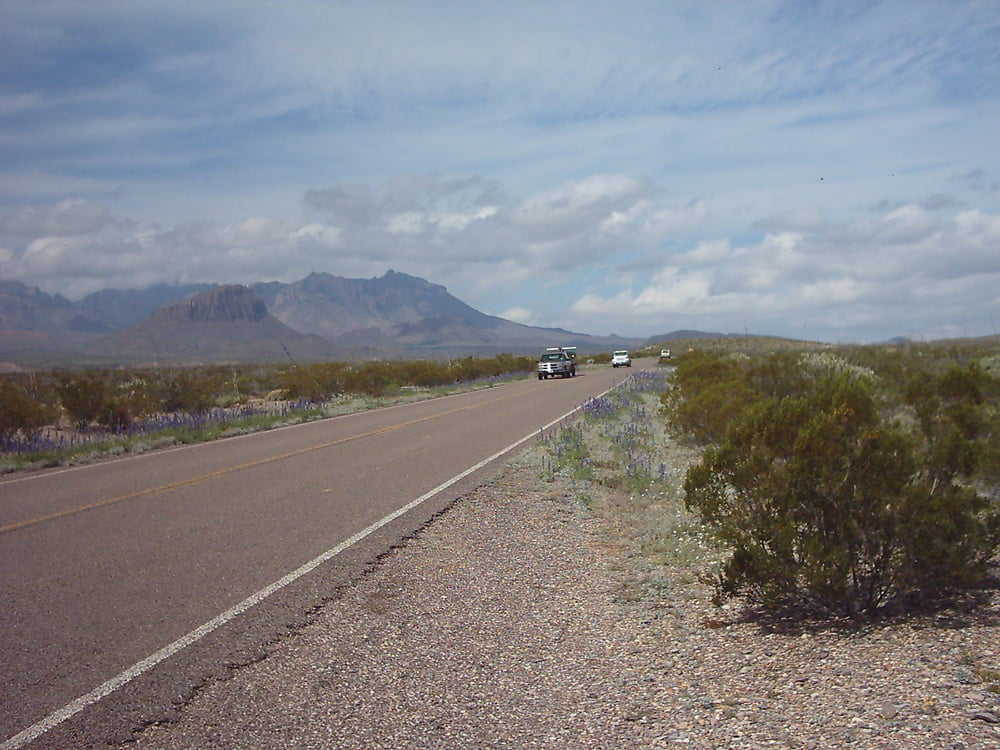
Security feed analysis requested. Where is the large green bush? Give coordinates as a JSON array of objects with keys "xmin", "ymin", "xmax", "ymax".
[
  {"xmin": 0, "ymin": 378, "xmax": 56, "ymax": 441},
  {"xmin": 662, "ymin": 350, "xmax": 762, "ymax": 444},
  {"xmin": 153, "ymin": 368, "xmax": 230, "ymax": 412},
  {"xmin": 676, "ymin": 350, "xmax": 1000, "ymax": 620},
  {"xmin": 57, "ymin": 373, "xmax": 111, "ymax": 428}
]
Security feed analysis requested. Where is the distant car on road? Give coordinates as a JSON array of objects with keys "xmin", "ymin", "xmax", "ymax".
[
  {"xmin": 611, "ymin": 350, "xmax": 632, "ymax": 368},
  {"xmin": 659, "ymin": 348, "xmax": 672, "ymax": 362}
]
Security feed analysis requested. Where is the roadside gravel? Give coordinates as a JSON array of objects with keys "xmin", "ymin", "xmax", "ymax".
[{"xmin": 128, "ymin": 445, "xmax": 1000, "ymax": 750}]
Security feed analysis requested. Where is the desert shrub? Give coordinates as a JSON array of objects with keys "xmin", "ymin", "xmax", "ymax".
[
  {"xmin": 57, "ymin": 372, "xmax": 143, "ymax": 432},
  {"xmin": 58, "ymin": 367, "xmax": 243, "ymax": 431},
  {"xmin": 663, "ymin": 350, "xmax": 821, "ymax": 444},
  {"xmin": 58, "ymin": 373, "xmax": 111, "ymax": 428},
  {"xmin": 682, "ymin": 363, "xmax": 1000, "ymax": 620},
  {"xmin": 338, "ymin": 362, "xmax": 392, "ymax": 397},
  {"xmin": 448, "ymin": 354, "xmax": 534, "ymax": 384},
  {"xmin": 746, "ymin": 351, "xmax": 818, "ymax": 400},
  {"xmin": 905, "ymin": 362, "xmax": 991, "ymax": 484},
  {"xmin": 152, "ymin": 369, "xmax": 220, "ymax": 412},
  {"xmin": 662, "ymin": 350, "xmax": 763, "ymax": 444},
  {"xmin": 0, "ymin": 378, "xmax": 56, "ymax": 441},
  {"xmin": 272, "ymin": 362, "xmax": 351, "ymax": 401},
  {"xmin": 981, "ymin": 395, "xmax": 1000, "ymax": 484},
  {"xmin": 99, "ymin": 399, "xmax": 134, "ymax": 432},
  {"xmin": 449, "ymin": 356, "xmax": 492, "ymax": 382},
  {"xmin": 391, "ymin": 360, "xmax": 447, "ymax": 388}
]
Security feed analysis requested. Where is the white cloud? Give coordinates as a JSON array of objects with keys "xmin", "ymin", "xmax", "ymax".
[
  {"xmin": 1, "ymin": 199, "xmax": 111, "ymax": 237},
  {"xmin": 878, "ymin": 205, "xmax": 938, "ymax": 244},
  {"xmin": 386, "ymin": 212, "xmax": 425, "ymax": 235},
  {"xmin": 564, "ymin": 202, "xmax": 1000, "ymax": 341},
  {"xmin": 21, "ymin": 236, "xmax": 97, "ymax": 275},
  {"xmin": 385, "ymin": 205, "xmax": 498, "ymax": 235},
  {"xmin": 754, "ymin": 208, "xmax": 826, "ymax": 233},
  {"xmin": 437, "ymin": 205, "xmax": 498, "ymax": 231},
  {"xmin": 511, "ymin": 175, "xmax": 651, "ymax": 242},
  {"xmin": 954, "ymin": 209, "xmax": 1000, "ymax": 244},
  {"xmin": 572, "ymin": 288, "xmax": 638, "ymax": 316},
  {"xmin": 291, "ymin": 222, "xmax": 341, "ymax": 247},
  {"xmin": 677, "ymin": 239, "xmax": 732, "ymax": 265},
  {"xmin": 634, "ymin": 268, "xmax": 720, "ymax": 314},
  {"xmin": 498, "ymin": 306, "xmax": 535, "ymax": 325},
  {"xmin": 641, "ymin": 200, "xmax": 709, "ymax": 240},
  {"xmin": 214, "ymin": 217, "xmax": 300, "ymax": 248},
  {"xmin": 790, "ymin": 277, "xmax": 863, "ymax": 306}
]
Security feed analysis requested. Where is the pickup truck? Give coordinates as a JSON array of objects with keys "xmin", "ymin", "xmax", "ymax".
[{"xmin": 537, "ymin": 347, "xmax": 577, "ymax": 379}]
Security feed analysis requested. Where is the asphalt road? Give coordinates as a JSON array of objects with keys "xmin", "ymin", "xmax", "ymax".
[{"xmin": 0, "ymin": 364, "xmax": 644, "ymax": 749}]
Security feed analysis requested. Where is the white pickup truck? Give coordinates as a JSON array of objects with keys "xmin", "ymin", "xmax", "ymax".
[{"xmin": 537, "ymin": 347, "xmax": 577, "ymax": 379}]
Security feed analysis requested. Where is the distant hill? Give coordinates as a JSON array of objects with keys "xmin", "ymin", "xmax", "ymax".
[
  {"xmin": 253, "ymin": 270, "xmax": 487, "ymax": 340},
  {"xmin": 89, "ymin": 285, "xmax": 340, "ymax": 364},
  {"xmin": 77, "ymin": 282, "xmax": 214, "ymax": 329},
  {"xmin": 644, "ymin": 330, "xmax": 834, "ymax": 356},
  {"xmin": 0, "ymin": 280, "xmax": 110, "ymax": 363},
  {"xmin": 643, "ymin": 329, "xmax": 731, "ymax": 344},
  {"xmin": 0, "ymin": 280, "xmax": 110, "ymax": 342}
]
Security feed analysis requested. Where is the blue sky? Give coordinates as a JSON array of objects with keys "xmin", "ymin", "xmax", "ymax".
[{"xmin": 1, "ymin": 0, "xmax": 998, "ymax": 343}]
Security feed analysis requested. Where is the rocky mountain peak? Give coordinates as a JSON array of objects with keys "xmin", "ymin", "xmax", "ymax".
[{"xmin": 155, "ymin": 285, "xmax": 268, "ymax": 323}]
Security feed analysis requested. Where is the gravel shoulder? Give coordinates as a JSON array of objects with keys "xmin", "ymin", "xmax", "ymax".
[{"xmin": 127, "ymin": 444, "xmax": 1000, "ymax": 750}]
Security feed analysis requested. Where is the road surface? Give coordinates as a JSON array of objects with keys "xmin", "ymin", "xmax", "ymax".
[{"xmin": 0, "ymin": 364, "xmax": 644, "ymax": 748}]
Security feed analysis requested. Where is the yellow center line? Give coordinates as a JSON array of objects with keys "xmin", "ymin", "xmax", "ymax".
[{"xmin": 1, "ymin": 389, "xmax": 523, "ymax": 534}]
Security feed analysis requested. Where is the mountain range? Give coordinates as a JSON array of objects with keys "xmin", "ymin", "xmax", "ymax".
[{"xmin": 0, "ymin": 270, "xmax": 648, "ymax": 367}]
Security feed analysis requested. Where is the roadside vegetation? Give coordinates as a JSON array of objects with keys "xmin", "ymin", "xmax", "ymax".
[
  {"xmin": 539, "ymin": 337, "xmax": 1000, "ymax": 623},
  {"xmin": 536, "ymin": 369, "xmax": 715, "ymax": 602},
  {"xmin": 0, "ymin": 354, "xmax": 534, "ymax": 472}
]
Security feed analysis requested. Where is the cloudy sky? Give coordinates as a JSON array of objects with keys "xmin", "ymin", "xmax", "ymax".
[{"xmin": 1, "ymin": 0, "xmax": 998, "ymax": 343}]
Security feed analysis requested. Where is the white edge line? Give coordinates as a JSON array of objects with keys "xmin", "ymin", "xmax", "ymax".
[{"xmin": 1, "ymin": 399, "xmax": 592, "ymax": 750}]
